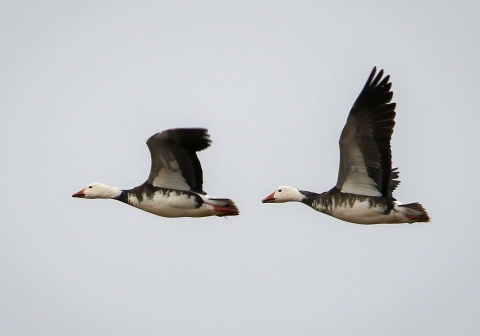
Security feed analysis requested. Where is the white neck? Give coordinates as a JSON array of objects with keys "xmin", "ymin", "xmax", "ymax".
[{"xmin": 102, "ymin": 186, "xmax": 122, "ymax": 199}]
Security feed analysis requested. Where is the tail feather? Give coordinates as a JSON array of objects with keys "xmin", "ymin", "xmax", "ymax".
[
  {"xmin": 205, "ymin": 198, "xmax": 240, "ymax": 217},
  {"xmin": 398, "ymin": 202, "xmax": 430, "ymax": 222}
]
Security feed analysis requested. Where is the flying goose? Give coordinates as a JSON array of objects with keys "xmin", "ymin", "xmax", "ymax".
[
  {"xmin": 262, "ymin": 68, "xmax": 429, "ymax": 224},
  {"xmin": 73, "ymin": 128, "xmax": 239, "ymax": 218}
]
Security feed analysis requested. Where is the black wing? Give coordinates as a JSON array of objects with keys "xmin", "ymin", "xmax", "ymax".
[
  {"xmin": 146, "ymin": 128, "xmax": 211, "ymax": 194},
  {"xmin": 336, "ymin": 67, "xmax": 396, "ymax": 198}
]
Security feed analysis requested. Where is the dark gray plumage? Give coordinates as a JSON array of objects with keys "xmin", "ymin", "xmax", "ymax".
[
  {"xmin": 146, "ymin": 128, "xmax": 211, "ymax": 194},
  {"xmin": 336, "ymin": 67, "xmax": 397, "ymax": 198}
]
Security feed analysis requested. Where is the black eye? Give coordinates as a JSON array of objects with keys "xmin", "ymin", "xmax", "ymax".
[
  {"xmin": 89, "ymin": 186, "xmax": 93, "ymax": 189},
  {"xmin": 279, "ymin": 189, "xmax": 282, "ymax": 192}
]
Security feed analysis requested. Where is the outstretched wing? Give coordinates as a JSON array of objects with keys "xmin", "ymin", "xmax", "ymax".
[
  {"xmin": 336, "ymin": 67, "xmax": 396, "ymax": 198},
  {"xmin": 146, "ymin": 128, "xmax": 211, "ymax": 194}
]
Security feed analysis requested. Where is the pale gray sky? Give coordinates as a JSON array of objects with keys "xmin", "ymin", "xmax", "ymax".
[{"xmin": 2, "ymin": 1, "xmax": 480, "ymax": 335}]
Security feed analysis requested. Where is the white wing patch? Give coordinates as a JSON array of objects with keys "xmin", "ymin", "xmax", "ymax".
[
  {"xmin": 337, "ymin": 123, "xmax": 383, "ymax": 197},
  {"xmin": 151, "ymin": 157, "xmax": 191, "ymax": 190},
  {"xmin": 340, "ymin": 171, "xmax": 382, "ymax": 196},
  {"xmin": 337, "ymin": 139, "xmax": 382, "ymax": 196}
]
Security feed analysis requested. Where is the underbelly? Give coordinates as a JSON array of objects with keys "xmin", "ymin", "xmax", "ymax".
[
  {"xmin": 127, "ymin": 193, "xmax": 211, "ymax": 218},
  {"xmin": 329, "ymin": 201, "xmax": 398, "ymax": 224}
]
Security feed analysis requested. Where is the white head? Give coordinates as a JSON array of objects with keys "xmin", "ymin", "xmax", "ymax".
[
  {"xmin": 72, "ymin": 183, "xmax": 122, "ymax": 199},
  {"xmin": 261, "ymin": 186, "xmax": 304, "ymax": 203}
]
